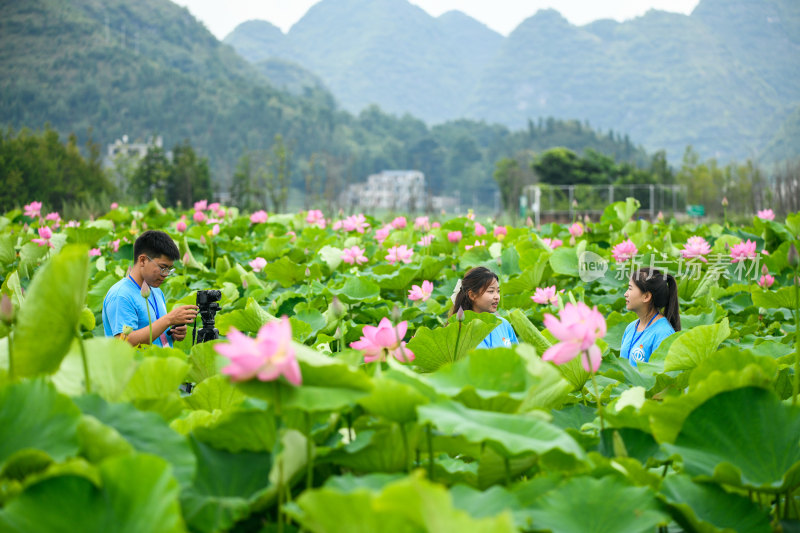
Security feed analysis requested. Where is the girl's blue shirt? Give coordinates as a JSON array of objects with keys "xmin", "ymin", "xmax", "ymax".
[
  {"xmin": 478, "ymin": 316, "xmax": 518, "ymax": 349},
  {"xmin": 620, "ymin": 316, "xmax": 675, "ymax": 366}
]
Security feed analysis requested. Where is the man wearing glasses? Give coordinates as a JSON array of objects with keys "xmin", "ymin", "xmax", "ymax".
[{"xmin": 102, "ymin": 230, "xmax": 198, "ymax": 347}]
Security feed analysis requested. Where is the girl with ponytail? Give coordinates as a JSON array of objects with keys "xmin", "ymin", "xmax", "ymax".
[
  {"xmin": 450, "ymin": 266, "xmax": 518, "ymax": 349},
  {"xmin": 620, "ymin": 267, "xmax": 680, "ymax": 366}
]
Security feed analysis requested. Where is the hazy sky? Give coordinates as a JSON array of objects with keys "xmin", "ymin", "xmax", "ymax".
[{"xmin": 174, "ymin": 0, "xmax": 701, "ymax": 40}]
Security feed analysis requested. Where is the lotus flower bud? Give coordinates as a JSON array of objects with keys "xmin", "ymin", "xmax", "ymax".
[
  {"xmin": 762, "ymin": 264, "xmax": 769, "ymax": 275},
  {"xmin": 456, "ymin": 307, "xmax": 465, "ymax": 322},
  {"xmin": 140, "ymin": 281, "xmax": 151, "ymax": 299},
  {"xmin": 789, "ymin": 243, "xmax": 799, "ymax": 268},
  {"xmin": 721, "ymin": 197, "xmax": 728, "ymax": 207},
  {"xmin": 0, "ymin": 294, "xmax": 14, "ymax": 325},
  {"xmin": 330, "ymin": 296, "xmax": 345, "ymax": 319}
]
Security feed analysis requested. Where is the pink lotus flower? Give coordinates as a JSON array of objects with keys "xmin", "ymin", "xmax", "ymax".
[
  {"xmin": 681, "ymin": 236, "xmax": 711, "ymax": 263},
  {"xmin": 216, "ymin": 318, "xmax": 301, "ymax": 385},
  {"xmin": 350, "ymin": 317, "xmax": 414, "ymax": 363},
  {"xmin": 757, "ymin": 209, "xmax": 775, "ymax": 221},
  {"xmin": 612, "ymin": 239, "xmax": 638, "ymax": 262},
  {"xmin": 32, "ymin": 226, "xmax": 53, "ymax": 247},
  {"xmin": 414, "ymin": 216, "xmax": 430, "ymax": 231},
  {"xmin": 110, "ymin": 202, "xmax": 119, "ymax": 210},
  {"xmin": 386, "ymin": 245, "xmax": 414, "ymax": 265},
  {"xmin": 542, "ymin": 238, "xmax": 563, "ymax": 250},
  {"xmin": 194, "ymin": 200, "xmax": 208, "ymax": 212},
  {"xmin": 758, "ymin": 274, "xmax": 775, "ymax": 288},
  {"xmin": 474, "ymin": 222, "xmax": 487, "ymax": 236},
  {"xmin": 208, "ymin": 202, "xmax": 220, "ymax": 212},
  {"xmin": 211, "ymin": 224, "xmax": 220, "ymax": 236},
  {"xmin": 110, "ymin": 239, "xmax": 121, "ymax": 253},
  {"xmin": 417, "ymin": 234, "xmax": 434, "ymax": 247},
  {"xmin": 542, "ymin": 302, "xmax": 607, "ymax": 372},
  {"xmin": 408, "ymin": 280, "xmax": 433, "ymax": 302},
  {"xmin": 342, "ymin": 246, "xmax": 368, "ymax": 265},
  {"xmin": 493, "ymin": 226, "xmax": 507, "ymax": 240},
  {"xmin": 24, "ymin": 201, "xmax": 42, "ymax": 218},
  {"xmin": 448, "ymin": 231, "xmax": 462, "ymax": 243},
  {"xmin": 89, "ymin": 248, "xmax": 101, "ymax": 257},
  {"xmin": 176, "ymin": 219, "xmax": 187, "ymax": 232},
  {"xmin": 306, "ymin": 209, "xmax": 326, "ymax": 228},
  {"xmin": 214, "ymin": 207, "xmax": 226, "ymax": 218},
  {"xmin": 467, "ymin": 212, "xmax": 475, "ymax": 220},
  {"xmin": 532, "ymin": 286, "xmax": 558, "ymax": 305},
  {"xmin": 45, "ymin": 212, "xmax": 61, "ymax": 223},
  {"xmin": 250, "ymin": 210, "xmax": 268, "ymax": 224},
  {"xmin": 465, "ymin": 239, "xmax": 487, "ymax": 250},
  {"xmin": 730, "ymin": 239, "xmax": 757, "ymax": 263},
  {"xmin": 432, "ymin": 222, "xmax": 441, "ymax": 229},
  {"xmin": 193, "ymin": 211, "xmax": 206, "ymax": 224},
  {"xmin": 65, "ymin": 220, "xmax": 80, "ymax": 228},
  {"xmin": 390, "ymin": 216, "xmax": 407, "ymax": 229},
  {"xmin": 569, "ymin": 223, "xmax": 584, "ymax": 238},
  {"xmin": 249, "ymin": 257, "xmax": 267, "ymax": 272},
  {"xmin": 342, "ymin": 214, "xmax": 369, "ymax": 233},
  {"xmin": 375, "ymin": 225, "xmax": 392, "ymax": 244},
  {"xmin": 332, "ymin": 220, "xmax": 343, "ymax": 230}
]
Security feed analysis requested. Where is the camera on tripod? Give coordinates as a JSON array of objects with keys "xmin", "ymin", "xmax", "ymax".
[{"xmin": 194, "ymin": 289, "xmax": 221, "ymax": 344}]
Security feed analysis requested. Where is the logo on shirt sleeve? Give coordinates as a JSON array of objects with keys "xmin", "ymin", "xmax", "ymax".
[{"xmin": 503, "ymin": 337, "xmax": 512, "ymax": 347}]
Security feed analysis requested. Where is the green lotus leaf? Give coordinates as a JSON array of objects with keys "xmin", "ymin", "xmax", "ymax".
[
  {"xmin": 659, "ymin": 474, "xmax": 771, "ymax": 533},
  {"xmin": 51, "ymin": 337, "xmax": 136, "ymax": 401},
  {"xmin": 407, "ymin": 311, "xmax": 500, "ymax": 372},
  {"xmin": 664, "ymin": 318, "xmax": 730, "ymax": 372},
  {"xmin": 370, "ymin": 264, "xmax": 420, "ymax": 291},
  {"xmin": 0, "ymin": 234, "xmax": 15, "ymax": 266},
  {"xmin": 425, "ymin": 347, "xmax": 530, "ymax": 412},
  {"xmin": 645, "ymin": 348, "xmax": 777, "ymax": 443},
  {"xmin": 0, "ymin": 454, "xmax": 185, "ymax": 533},
  {"xmin": 751, "ymin": 286, "xmax": 798, "ymax": 309},
  {"xmin": 123, "ymin": 356, "xmax": 190, "ymax": 401},
  {"xmin": 322, "ymin": 424, "xmax": 416, "ymax": 474},
  {"xmin": 506, "ymin": 310, "xmax": 552, "ymax": 357},
  {"xmin": 289, "ymin": 471, "xmax": 516, "ymax": 533},
  {"xmin": 18, "ymin": 242, "xmax": 50, "ymax": 278},
  {"xmin": 180, "ymin": 436, "xmax": 273, "ymax": 533},
  {"xmin": 329, "ymin": 276, "xmax": 381, "ymax": 303},
  {"xmin": 76, "ymin": 415, "xmax": 135, "ymax": 464},
  {"xmin": 358, "ymin": 376, "xmax": 430, "ymax": 423},
  {"xmin": 549, "ymin": 246, "xmax": 579, "ymax": 277},
  {"xmin": 74, "ymin": 395, "xmax": 196, "ymax": 487},
  {"xmin": 524, "ymin": 475, "xmax": 667, "ymax": 533},
  {"xmin": 664, "ymin": 387, "xmax": 800, "ymax": 492},
  {"xmin": 187, "ymin": 340, "xmax": 225, "ymax": 384},
  {"xmin": 0, "ymin": 379, "xmax": 81, "ymax": 475},
  {"xmin": 185, "ymin": 374, "xmax": 246, "ymax": 412},
  {"xmin": 417, "ymin": 400, "xmax": 586, "ymax": 462},
  {"xmin": 13, "ymin": 244, "xmax": 89, "ymax": 377},
  {"xmin": 193, "ymin": 408, "xmax": 277, "ymax": 453},
  {"xmin": 216, "ymin": 297, "xmax": 274, "ymax": 335}
]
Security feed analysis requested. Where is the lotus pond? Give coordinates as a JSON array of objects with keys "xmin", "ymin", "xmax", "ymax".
[{"xmin": 0, "ymin": 199, "xmax": 798, "ymax": 532}]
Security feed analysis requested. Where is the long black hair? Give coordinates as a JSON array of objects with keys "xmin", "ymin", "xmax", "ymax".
[
  {"xmin": 449, "ymin": 266, "xmax": 499, "ymax": 316},
  {"xmin": 631, "ymin": 267, "xmax": 681, "ymax": 331}
]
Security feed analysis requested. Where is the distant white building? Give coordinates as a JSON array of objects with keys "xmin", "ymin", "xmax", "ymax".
[
  {"xmin": 106, "ymin": 134, "xmax": 164, "ymax": 160},
  {"xmin": 341, "ymin": 170, "xmax": 426, "ymax": 211}
]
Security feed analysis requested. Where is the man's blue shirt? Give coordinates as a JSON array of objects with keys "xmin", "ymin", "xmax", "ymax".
[
  {"xmin": 478, "ymin": 316, "xmax": 519, "ymax": 349},
  {"xmin": 102, "ymin": 277, "xmax": 172, "ymax": 347},
  {"xmin": 620, "ymin": 317, "xmax": 675, "ymax": 366}
]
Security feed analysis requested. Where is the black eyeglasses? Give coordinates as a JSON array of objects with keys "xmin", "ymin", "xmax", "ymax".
[{"xmin": 145, "ymin": 255, "xmax": 176, "ymax": 276}]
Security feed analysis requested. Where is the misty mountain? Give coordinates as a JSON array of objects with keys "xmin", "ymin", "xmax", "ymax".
[{"xmin": 225, "ymin": 0, "xmax": 800, "ymax": 163}]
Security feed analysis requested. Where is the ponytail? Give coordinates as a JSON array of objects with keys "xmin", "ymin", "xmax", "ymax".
[
  {"xmin": 665, "ymin": 274, "xmax": 681, "ymax": 331},
  {"xmin": 449, "ymin": 266, "xmax": 498, "ymax": 317},
  {"xmin": 631, "ymin": 268, "xmax": 681, "ymax": 331}
]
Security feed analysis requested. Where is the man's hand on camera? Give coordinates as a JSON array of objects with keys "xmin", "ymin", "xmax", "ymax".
[
  {"xmin": 170, "ymin": 324, "xmax": 188, "ymax": 342},
  {"xmin": 169, "ymin": 305, "xmax": 199, "ymax": 327}
]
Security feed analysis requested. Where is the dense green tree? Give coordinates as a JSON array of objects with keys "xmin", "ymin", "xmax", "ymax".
[
  {"xmin": 0, "ymin": 126, "xmax": 113, "ymax": 213},
  {"xmin": 166, "ymin": 141, "xmax": 212, "ymax": 208},
  {"xmin": 129, "ymin": 146, "xmax": 171, "ymax": 205}
]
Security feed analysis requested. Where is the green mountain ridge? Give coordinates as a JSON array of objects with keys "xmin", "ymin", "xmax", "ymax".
[
  {"xmin": 224, "ymin": 0, "xmax": 800, "ymax": 163},
  {"xmin": 0, "ymin": 0, "xmax": 652, "ymax": 202}
]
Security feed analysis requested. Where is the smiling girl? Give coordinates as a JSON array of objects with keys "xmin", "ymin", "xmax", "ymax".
[
  {"xmin": 621, "ymin": 267, "xmax": 681, "ymax": 366},
  {"xmin": 450, "ymin": 266, "xmax": 518, "ymax": 349}
]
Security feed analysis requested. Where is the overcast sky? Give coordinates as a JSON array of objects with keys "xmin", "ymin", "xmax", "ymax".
[{"xmin": 173, "ymin": 0, "xmax": 701, "ymax": 40}]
